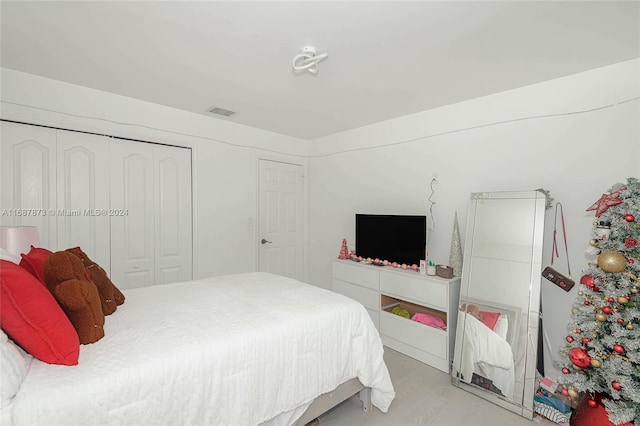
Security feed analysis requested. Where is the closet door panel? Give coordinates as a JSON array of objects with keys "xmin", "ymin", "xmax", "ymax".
[
  {"xmin": 0, "ymin": 122, "xmax": 57, "ymax": 249},
  {"xmin": 56, "ymin": 131, "xmax": 110, "ymax": 269},
  {"xmin": 154, "ymin": 145, "xmax": 192, "ymax": 284},
  {"xmin": 110, "ymin": 140, "xmax": 155, "ymax": 289},
  {"xmin": 2, "ymin": 122, "xmax": 194, "ymax": 288}
]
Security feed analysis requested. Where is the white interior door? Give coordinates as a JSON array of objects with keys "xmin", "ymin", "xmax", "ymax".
[
  {"xmin": 2, "ymin": 121, "xmax": 193, "ymax": 289},
  {"xmin": 154, "ymin": 144, "xmax": 192, "ymax": 284},
  {"xmin": 110, "ymin": 139, "xmax": 155, "ymax": 289},
  {"xmin": 56, "ymin": 130, "xmax": 110, "ymax": 269},
  {"xmin": 0, "ymin": 122, "xmax": 57, "ymax": 248},
  {"xmin": 258, "ymin": 159, "xmax": 304, "ymax": 280},
  {"xmin": 111, "ymin": 140, "xmax": 193, "ymax": 289}
]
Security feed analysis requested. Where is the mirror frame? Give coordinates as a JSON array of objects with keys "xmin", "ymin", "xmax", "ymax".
[{"xmin": 450, "ymin": 190, "xmax": 546, "ymax": 419}]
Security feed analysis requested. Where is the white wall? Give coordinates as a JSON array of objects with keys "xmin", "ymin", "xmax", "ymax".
[
  {"xmin": 307, "ymin": 59, "xmax": 640, "ymax": 379},
  {"xmin": 0, "ymin": 68, "xmax": 310, "ymax": 279}
]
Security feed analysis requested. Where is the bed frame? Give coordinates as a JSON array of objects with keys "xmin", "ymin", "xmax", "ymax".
[{"xmin": 292, "ymin": 378, "xmax": 371, "ymax": 425}]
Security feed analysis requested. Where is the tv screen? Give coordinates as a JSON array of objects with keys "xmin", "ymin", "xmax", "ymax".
[{"xmin": 355, "ymin": 214, "xmax": 426, "ymax": 265}]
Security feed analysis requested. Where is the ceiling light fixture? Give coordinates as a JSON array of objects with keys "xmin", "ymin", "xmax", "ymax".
[{"xmin": 292, "ymin": 46, "xmax": 328, "ymax": 75}]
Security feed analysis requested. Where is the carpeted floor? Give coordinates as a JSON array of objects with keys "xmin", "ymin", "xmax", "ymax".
[{"xmin": 318, "ymin": 347, "xmax": 559, "ymax": 426}]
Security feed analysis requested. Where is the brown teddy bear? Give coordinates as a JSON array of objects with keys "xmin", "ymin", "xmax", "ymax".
[
  {"xmin": 460, "ymin": 303, "xmax": 484, "ymax": 321},
  {"xmin": 43, "ymin": 251, "xmax": 105, "ymax": 344},
  {"xmin": 66, "ymin": 247, "xmax": 125, "ymax": 315}
]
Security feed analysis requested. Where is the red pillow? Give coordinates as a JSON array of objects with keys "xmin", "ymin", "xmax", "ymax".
[
  {"xmin": 479, "ymin": 310, "xmax": 501, "ymax": 330},
  {"xmin": 0, "ymin": 260, "xmax": 79, "ymax": 365},
  {"xmin": 19, "ymin": 246, "xmax": 53, "ymax": 285}
]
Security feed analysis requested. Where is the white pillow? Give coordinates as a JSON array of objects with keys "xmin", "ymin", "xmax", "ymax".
[
  {"xmin": 0, "ymin": 329, "xmax": 32, "ymax": 408},
  {"xmin": 0, "ymin": 248, "xmax": 20, "ymax": 264},
  {"xmin": 493, "ymin": 314, "xmax": 509, "ymax": 341}
]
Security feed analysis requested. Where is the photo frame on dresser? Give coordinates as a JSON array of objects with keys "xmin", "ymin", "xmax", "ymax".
[{"xmin": 451, "ymin": 190, "xmax": 547, "ymax": 419}]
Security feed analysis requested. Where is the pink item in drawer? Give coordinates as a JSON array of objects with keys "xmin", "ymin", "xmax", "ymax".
[{"xmin": 411, "ymin": 313, "xmax": 446, "ymax": 330}]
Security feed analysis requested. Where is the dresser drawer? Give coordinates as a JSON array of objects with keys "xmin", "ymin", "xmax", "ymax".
[
  {"xmin": 380, "ymin": 311, "xmax": 447, "ymax": 359},
  {"xmin": 332, "ymin": 279, "xmax": 379, "ymax": 311},
  {"xmin": 332, "ymin": 261, "xmax": 379, "ymax": 290},
  {"xmin": 380, "ymin": 271, "xmax": 447, "ymax": 310}
]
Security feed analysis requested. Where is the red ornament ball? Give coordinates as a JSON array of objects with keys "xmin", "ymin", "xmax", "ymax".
[
  {"xmin": 561, "ymin": 388, "xmax": 569, "ymax": 396},
  {"xmin": 569, "ymin": 347, "xmax": 592, "ymax": 369},
  {"xmin": 580, "ymin": 275, "xmax": 596, "ymax": 288},
  {"xmin": 608, "ymin": 297, "xmax": 615, "ymax": 303},
  {"xmin": 562, "ymin": 367, "xmax": 570, "ymax": 374},
  {"xmin": 612, "ymin": 381, "xmax": 623, "ymax": 391},
  {"xmin": 602, "ymin": 306, "xmax": 612, "ymax": 314},
  {"xmin": 566, "ymin": 336, "xmax": 574, "ymax": 343},
  {"xmin": 613, "ymin": 344, "xmax": 625, "ymax": 354},
  {"xmin": 581, "ymin": 337, "xmax": 591, "ymax": 344},
  {"xmin": 584, "ymin": 300, "xmax": 591, "ymax": 306},
  {"xmin": 624, "ymin": 214, "xmax": 635, "ymax": 222},
  {"xmin": 587, "ymin": 399, "xmax": 598, "ymax": 408},
  {"xmin": 617, "ymin": 318, "xmax": 625, "ymax": 324}
]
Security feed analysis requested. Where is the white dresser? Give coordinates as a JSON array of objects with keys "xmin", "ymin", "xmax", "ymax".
[{"xmin": 332, "ymin": 260, "xmax": 461, "ymax": 373}]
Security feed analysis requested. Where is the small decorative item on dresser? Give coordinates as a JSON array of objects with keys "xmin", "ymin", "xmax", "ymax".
[
  {"xmin": 419, "ymin": 260, "xmax": 426, "ymax": 275},
  {"xmin": 338, "ymin": 238, "xmax": 349, "ymax": 259},
  {"xmin": 426, "ymin": 261, "xmax": 436, "ymax": 276},
  {"xmin": 436, "ymin": 264, "xmax": 453, "ymax": 279},
  {"xmin": 449, "ymin": 212, "xmax": 463, "ymax": 276}
]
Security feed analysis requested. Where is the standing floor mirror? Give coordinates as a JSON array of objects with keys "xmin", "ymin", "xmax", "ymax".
[{"xmin": 451, "ymin": 190, "xmax": 547, "ymax": 419}]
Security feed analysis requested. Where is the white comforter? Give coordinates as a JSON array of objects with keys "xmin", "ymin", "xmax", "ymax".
[{"xmin": 9, "ymin": 272, "xmax": 395, "ymax": 425}]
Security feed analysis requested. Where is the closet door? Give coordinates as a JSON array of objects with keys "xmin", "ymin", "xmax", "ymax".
[
  {"xmin": 154, "ymin": 144, "xmax": 192, "ymax": 284},
  {"xmin": 110, "ymin": 141, "xmax": 192, "ymax": 288},
  {"xmin": 1, "ymin": 122, "xmax": 193, "ymax": 288},
  {"xmin": 110, "ymin": 140, "xmax": 155, "ymax": 289},
  {"xmin": 56, "ymin": 131, "xmax": 110, "ymax": 269},
  {"xmin": 0, "ymin": 122, "xmax": 57, "ymax": 249}
]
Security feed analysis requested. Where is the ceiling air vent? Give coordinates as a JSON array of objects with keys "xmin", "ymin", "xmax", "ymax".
[{"xmin": 208, "ymin": 106, "xmax": 236, "ymax": 117}]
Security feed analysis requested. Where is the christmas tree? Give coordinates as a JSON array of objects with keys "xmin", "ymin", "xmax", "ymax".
[{"xmin": 559, "ymin": 177, "xmax": 640, "ymax": 425}]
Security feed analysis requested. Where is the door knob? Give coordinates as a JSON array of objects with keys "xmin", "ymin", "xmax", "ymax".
[{"xmin": 261, "ymin": 239, "xmax": 272, "ymax": 244}]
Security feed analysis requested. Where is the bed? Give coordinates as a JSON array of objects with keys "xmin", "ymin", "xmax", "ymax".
[
  {"xmin": 451, "ymin": 298, "xmax": 520, "ymax": 400},
  {"xmin": 0, "ymin": 270, "xmax": 395, "ymax": 426}
]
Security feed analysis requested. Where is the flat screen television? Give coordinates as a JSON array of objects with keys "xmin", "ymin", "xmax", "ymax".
[{"xmin": 355, "ymin": 214, "xmax": 426, "ymax": 265}]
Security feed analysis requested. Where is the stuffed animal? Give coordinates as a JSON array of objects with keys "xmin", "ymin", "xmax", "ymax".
[
  {"xmin": 460, "ymin": 303, "xmax": 484, "ymax": 321},
  {"xmin": 66, "ymin": 247, "xmax": 125, "ymax": 315},
  {"xmin": 391, "ymin": 306, "xmax": 411, "ymax": 319},
  {"xmin": 43, "ymin": 251, "xmax": 105, "ymax": 344}
]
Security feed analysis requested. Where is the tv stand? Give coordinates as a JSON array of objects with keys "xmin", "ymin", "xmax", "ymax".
[{"xmin": 332, "ymin": 260, "xmax": 461, "ymax": 373}]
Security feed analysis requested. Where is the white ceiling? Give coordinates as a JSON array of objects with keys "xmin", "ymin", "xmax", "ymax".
[{"xmin": 1, "ymin": 1, "xmax": 639, "ymax": 140}]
